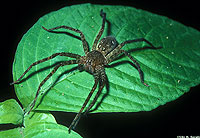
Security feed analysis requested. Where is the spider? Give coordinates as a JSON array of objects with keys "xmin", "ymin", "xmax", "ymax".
[{"xmin": 11, "ymin": 9, "xmax": 158, "ymax": 133}]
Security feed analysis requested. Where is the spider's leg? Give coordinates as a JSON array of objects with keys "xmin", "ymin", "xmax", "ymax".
[
  {"xmin": 105, "ymin": 38, "xmax": 157, "ymax": 86},
  {"xmin": 118, "ymin": 38, "xmax": 156, "ymax": 50},
  {"xmin": 68, "ymin": 77, "xmax": 99, "ymax": 133},
  {"xmin": 84, "ymin": 70, "xmax": 106, "ymax": 115},
  {"xmin": 106, "ymin": 38, "xmax": 157, "ymax": 63},
  {"xmin": 92, "ymin": 9, "xmax": 106, "ymax": 50},
  {"xmin": 28, "ymin": 60, "xmax": 78, "ymax": 114},
  {"xmin": 122, "ymin": 50, "xmax": 149, "ymax": 86},
  {"xmin": 42, "ymin": 26, "xmax": 89, "ymax": 54},
  {"xmin": 10, "ymin": 52, "xmax": 81, "ymax": 85},
  {"xmin": 106, "ymin": 48, "xmax": 149, "ymax": 86}
]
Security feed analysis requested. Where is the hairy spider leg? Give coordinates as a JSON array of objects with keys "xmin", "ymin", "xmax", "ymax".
[
  {"xmin": 105, "ymin": 38, "xmax": 157, "ymax": 86},
  {"xmin": 106, "ymin": 38, "xmax": 156, "ymax": 61},
  {"xmin": 42, "ymin": 26, "xmax": 89, "ymax": 54},
  {"xmin": 68, "ymin": 69, "xmax": 106, "ymax": 133},
  {"xmin": 84, "ymin": 70, "xmax": 107, "ymax": 114},
  {"xmin": 28, "ymin": 60, "xmax": 78, "ymax": 114},
  {"xmin": 92, "ymin": 9, "xmax": 106, "ymax": 50},
  {"xmin": 122, "ymin": 50, "xmax": 149, "ymax": 86},
  {"xmin": 68, "ymin": 77, "xmax": 99, "ymax": 133},
  {"xmin": 10, "ymin": 52, "xmax": 81, "ymax": 85}
]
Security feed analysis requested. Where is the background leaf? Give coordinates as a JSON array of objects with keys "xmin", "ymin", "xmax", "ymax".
[
  {"xmin": 0, "ymin": 128, "xmax": 23, "ymax": 138},
  {"xmin": 12, "ymin": 4, "xmax": 200, "ymax": 113},
  {"xmin": 0, "ymin": 99, "xmax": 23, "ymax": 125},
  {"xmin": 23, "ymin": 112, "xmax": 82, "ymax": 138},
  {"xmin": 0, "ymin": 100, "xmax": 82, "ymax": 138}
]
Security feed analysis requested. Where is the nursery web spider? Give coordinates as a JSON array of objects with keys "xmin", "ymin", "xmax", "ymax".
[{"xmin": 11, "ymin": 9, "xmax": 158, "ymax": 133}]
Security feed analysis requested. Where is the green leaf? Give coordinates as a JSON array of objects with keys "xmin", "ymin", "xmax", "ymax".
[
  {"xmin": 0, "ymin": 128, "xmax": 23, "ymax": 138},
  {"xmin": 0, "ymin": 100, "xmax": 82, "ymax": 137},
  {"xmin": 12, "ymin": 4, "xmax": 200, "ymax": 113},
  {"xmin": 23, "ymin": 112, "xmax": 82, "ymax": 138},
  {"xmin": 24, "ymin": 122, "xmax": 81, "ymax": 138},
  {"xmin": 24, "ymin": 111, "xmax": 57, "ymax": 127},
  {"xmin": 0, "ymin": 99, "xmax": 23, "ymax": 125}
]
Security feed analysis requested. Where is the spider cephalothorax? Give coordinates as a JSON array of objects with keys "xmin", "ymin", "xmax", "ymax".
[
  {"xmin": 11, "ymin": 9, "xmax": 158, "ymax": 133},
  {"xmin": 80, "ymin": 50, "xmax": 106, "ymax": 73}
]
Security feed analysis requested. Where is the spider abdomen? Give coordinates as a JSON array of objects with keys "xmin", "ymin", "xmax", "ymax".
[{"xmin": 80, "ymin": 50, "xmax": 106, "ymax": 73}]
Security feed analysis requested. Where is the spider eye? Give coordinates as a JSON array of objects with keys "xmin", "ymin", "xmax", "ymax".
[
  {"xmin": 102, "ymin": 47, "xmax": 106, "ymax": 51},
  {"xmin": 97, "ymin": 44, "xmax": 101, "ymax": 49},
  {"xmin": 111, "ymin": 40, "xmax": 115, "ymax": 45}
]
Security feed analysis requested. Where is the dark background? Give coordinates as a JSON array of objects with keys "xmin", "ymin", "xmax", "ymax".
[{"xmin": 1, "ymin": 0, "xmax": 200, "ymax": 137}]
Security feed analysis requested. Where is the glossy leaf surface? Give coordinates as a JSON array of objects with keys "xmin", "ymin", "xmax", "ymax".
[
  {"xmin": 12, "ymin": 4, "xmax": 200, "ymax": 113},
  {"xmin": 0, "ymin": 99, "xmax": 23, "ymax": 125}
]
